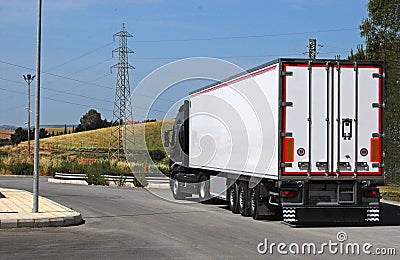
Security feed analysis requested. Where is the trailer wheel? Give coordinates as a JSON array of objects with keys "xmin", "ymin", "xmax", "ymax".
[
  {"xmin": 250, "ymin": 186, "xmax": 262, "ymax": 220},
  {"xmin": 238, "ymin": 182, "xmax": 251, "ymax": 217},
  {"xmin": 172, "ymin": 175, "xmax": 185, "ymax": 200},
  {"xmin": 228, "ymin": 182, "xmax": 239, "ymax": 214},
  {"xmin": 198, "ymin": 175, "xmax": 210, "ymax": 203}
]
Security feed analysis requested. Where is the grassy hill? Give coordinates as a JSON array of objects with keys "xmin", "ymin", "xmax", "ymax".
[
  {"xmin": 0, "ymin": 120, "xmax": 174, "ymax": 176},
  {"xmin": 41, "ymin": 120, "xmax": 174, "ymax": 152}
]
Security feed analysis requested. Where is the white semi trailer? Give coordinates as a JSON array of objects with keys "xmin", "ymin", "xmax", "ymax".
[{"xmin": 164, "ymin": 58, "xmax": 384, "ymax": 224}]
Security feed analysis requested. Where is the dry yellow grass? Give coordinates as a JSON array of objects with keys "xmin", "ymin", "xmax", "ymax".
[
  {"xmin": 40, "ymin": 120, "xmax": 174, "ymax": 151},
  {"xmin": 0, "ymin": 130, "xmax": 13, "ymax": 139},
  {"xmin": 42, "ymin": 127, "xmax": 113, "ymax": 149},
  {"xmin": 45, "ymin": 127, "xmax": 74, "ymax": 134}
]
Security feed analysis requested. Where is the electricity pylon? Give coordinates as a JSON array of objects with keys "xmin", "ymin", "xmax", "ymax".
[{"xmin": 109, "ymin": 23, "xmax": 135, "ymax": 160}]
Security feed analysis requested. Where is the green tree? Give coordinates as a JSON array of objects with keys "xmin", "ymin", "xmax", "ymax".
[
  {"xmin": 11, "ymin": 127, "xmax": 48, "ymax": 145},
  {"xmin": 39, "ymin": 128, "xmax": 49, "ymax": 139},
  {"xmin": 11, "ymin": 127, "xmax": 26, "ymax": 145},
  {"xmin": 358, "ymin": 0, "xmax": 400, "ymax": 184},
  {"xmin": 347, "ymin": 44, "xmax": 367, "ymax": 60},
  {"xmin": 75, "ymin": 109, "xmax": 110, "ymax": 132}
]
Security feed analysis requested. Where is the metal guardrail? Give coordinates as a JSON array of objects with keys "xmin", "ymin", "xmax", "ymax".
[{"xmin": 53, "ymin": 172, "xmax": 170, "ymax": 184}]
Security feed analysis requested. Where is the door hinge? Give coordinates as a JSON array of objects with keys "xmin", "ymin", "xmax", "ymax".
[
  {"xmin": 316, "ymin": 161, "xmax": 328, "ymax": 169},
  {"xmin": 372, "ymin": 103, "xmax": 385, "ymax": 108},
  {"xmin": 281, "ymin": 101, "xmax": 293, "ymax": 107},
  {"xmin": 372, "ymin": 73, "xmax": 384, "ymax": 78},
  {"xmin": 280, "ymin": 162, "xmax": 293, "ymax": 168},
  {"xmin": 281, "ymin": 71, "xmax": 293, "ymax": 77},
  {"xmin": 356, "ymin": 162, "xmax": 368, "ymax": 169},
  {"xmin": 372, "ymin": 133, "xmax": 384, "ymax": 138},
  {"xmin": 280, "ymin": 132, "xmax": 293, "ymax": 137},
  {"xmin": 372, "ymin": 163, "xmax": 384, "ymax": 168},
  {"xmin": 354, "ymin": 62, "xmax": 358, "ymax": 71},
  {"xmin": 298, "ymin": 162, "xmax": 310, "ymax": 169},
  {"xmin": 336, "ymin": 62, "xmax": 341, "ymax": 71}
]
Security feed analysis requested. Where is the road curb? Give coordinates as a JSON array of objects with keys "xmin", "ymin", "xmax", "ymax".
[
  {"xmin": 48, "ymin": 178, "xmax": 170, "ymax": 189},
  {"xmin": 0, "ymin": 188, "xmax": 84, "ymax": 229},
  {"xmin": 48, "ymin": 178, "xmax": 88, "ymax": 185},
  {"xmin": 381, "ymin": 199, "xmax": 400, "ymax": 207},
  {"xmin": 147, "ymin": 183, "xmax": 170, "ymax": 189},
  {"xmin": 0, "ymin": 213, "xmax": 83, "ymax": 229}
]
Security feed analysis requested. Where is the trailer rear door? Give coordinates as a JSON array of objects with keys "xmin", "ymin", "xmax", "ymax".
[{"xmin": 281, "ymin": 61, "xmax": 383, "ymax": 176}]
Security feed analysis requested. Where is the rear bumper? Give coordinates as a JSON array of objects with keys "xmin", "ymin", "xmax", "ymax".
[{"xmin": 282, "ymin": 205, "xmax": 380, "ymax": 224}]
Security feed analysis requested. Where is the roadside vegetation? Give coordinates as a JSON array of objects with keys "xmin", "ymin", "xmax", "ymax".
[
  {"xmin": 0, "ymin": 119, "xmax": 174, "ymax": 187},
  {"xmin": 379, "ymin": 186, "xmax": 400, "ymax": 202}
]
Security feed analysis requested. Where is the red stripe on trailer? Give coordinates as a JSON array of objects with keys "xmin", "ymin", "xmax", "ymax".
[
  {"xmin": 190, "ymin": 64, "xmax": 277, "ymax": 97},
  {"xmin": 376, "ymin": 67, "xmax": 383, "ymax": 175}
]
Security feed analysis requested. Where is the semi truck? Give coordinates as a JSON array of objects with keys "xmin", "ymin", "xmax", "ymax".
[{"xmin": 164, "ymin": 58, "xmax": 384, "ymax": 224}]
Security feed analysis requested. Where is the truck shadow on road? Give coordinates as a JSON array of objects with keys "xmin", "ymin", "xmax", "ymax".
[
  {"xmin": 291, "ymin": 203, "xmax": 400, "ymax": 228},
  {"xmin": 377, "ymin": 202, "xmax": 400, "ymax": 226}
]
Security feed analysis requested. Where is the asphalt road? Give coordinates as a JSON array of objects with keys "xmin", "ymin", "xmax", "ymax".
[{"xmin": 0, "ymin": 175, "xmax": 399, "ymax": 260}]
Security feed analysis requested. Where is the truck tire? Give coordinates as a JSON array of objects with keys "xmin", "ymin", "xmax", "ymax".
[
  {"xmin": 250, "ymin": 186, "xmax": 262, "ymax": 220},
  {"xmin": 228, "ymin": 182, "xmax": 239, "ymax": 214},
  {"xmin": 171, "ymin": 175, "xmax": 185, "ymax": 200},
  {"xmin": 238, "ymin": 182, "xmax": 251, "ymax": 217},
  {"xmin": 198, "ymin": 175, "xmax": 210, "ymax": 203}
]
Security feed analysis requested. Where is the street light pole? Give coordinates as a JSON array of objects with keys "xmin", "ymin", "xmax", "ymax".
[
  {"xmin": 33, "ymin": 0, "xmax": 42, "ymax": 213},
  {"xmin": 23, "ymin": 74, "xmax": 35, "ymax": 157}
]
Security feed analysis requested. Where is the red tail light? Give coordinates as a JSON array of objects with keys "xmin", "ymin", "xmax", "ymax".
[
  {"xmin": 280, "ymin": 190, "xmax": 297, "ymax": 198},
  {"xmin": 364, "ymin": 189, "xmax": 379, "ymax": 198}
]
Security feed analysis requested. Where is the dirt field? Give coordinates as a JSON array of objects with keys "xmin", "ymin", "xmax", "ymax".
[{"xmin": 0, "ymin": 130, "xmax": 13, "ymax": 140}]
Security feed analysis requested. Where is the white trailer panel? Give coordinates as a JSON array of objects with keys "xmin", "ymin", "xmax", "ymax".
[
  {"xmin": 282, "ymin": 63, "xmax": 383, "ymax": 177},
  {"xmin": 186, "ymin": 59, "xmax": 383, "ymax": 180},
  {"xmin": 189, "ymin": 64, "xmax": 280, "ymax": 179}
]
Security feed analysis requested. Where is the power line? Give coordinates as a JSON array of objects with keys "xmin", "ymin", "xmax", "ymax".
[
  {"xmin": 43, "ymin": 42, "xmax": 114, "ymax": 72},
  {"xmin": 0, "ymin": 48, "xmax": 350, "ymax": 107},
  {"xmin": 0, "ymin": 85, "xmax": 25, "ymax": 94},
  {"xmin": 0, "ymin": 76, "xmax": 170, "ymax": 114},
  {"xmin": 0, "ymin": 84, "xmax": 160, "ymax": 118},
  {"xmin": 0, "ymin": 59, "xmax": 178, "ymax": 103},
  {"xmin": 134, "ymin": 28, "xmax": 358, "ymax": 43},
  {"xmin": 0, "ymin": 76, "xmax": 109, "ymax": 103},
  {"xmin": 0, "ymin": 84, "xmax": 109, "ymax": 112}
]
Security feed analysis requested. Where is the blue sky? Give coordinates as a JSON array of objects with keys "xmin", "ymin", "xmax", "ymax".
[{"xmin": 0, "ymin": 0, "xmax": 369, "ymax": 126}]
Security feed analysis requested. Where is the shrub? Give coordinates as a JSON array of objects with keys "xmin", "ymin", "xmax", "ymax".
[
  {"xmin": 50, "ymin": 159, "xmax": 70, "ymax": 176},
  {"xmin": 85, "ymin": 171, "xmax": 108, "ymax": 186},
  {"xmin": 86, "ymin": 160, "xmax": 111, "ymax": 175},
  {"xmin": 113, "ymin": 173, "xmax": 127, "ymax": 187},
  {"xmin": 133, "ymin": 174, "xmax": 148, "ymax": 187},
  {"xmin": 149, "ymin": 149, "xmax": 166, "ymax": 162},
  {"xmin": 155, "ymin": 163, "xmax": 170, "ymax": 175},
  {"xmin": 9, "ymin": 163, "xmax": 34, "ymax": 175},
  {"xmin": 0, "ymin": 150, "xmax": 9, "ymax": 157}
]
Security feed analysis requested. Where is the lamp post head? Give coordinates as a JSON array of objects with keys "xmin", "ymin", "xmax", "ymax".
[{"xmin": 23, "ymin": 74, "xmax": 36, "ymax": 82}]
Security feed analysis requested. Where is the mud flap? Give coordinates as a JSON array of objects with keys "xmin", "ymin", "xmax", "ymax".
[
  {"xmin": 282, "ymin": 207, "xmax": 298, "ymax": 223},
  {"xmin": 366, "ymin": 207, "xmax": 380, "ymax": 222}
]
